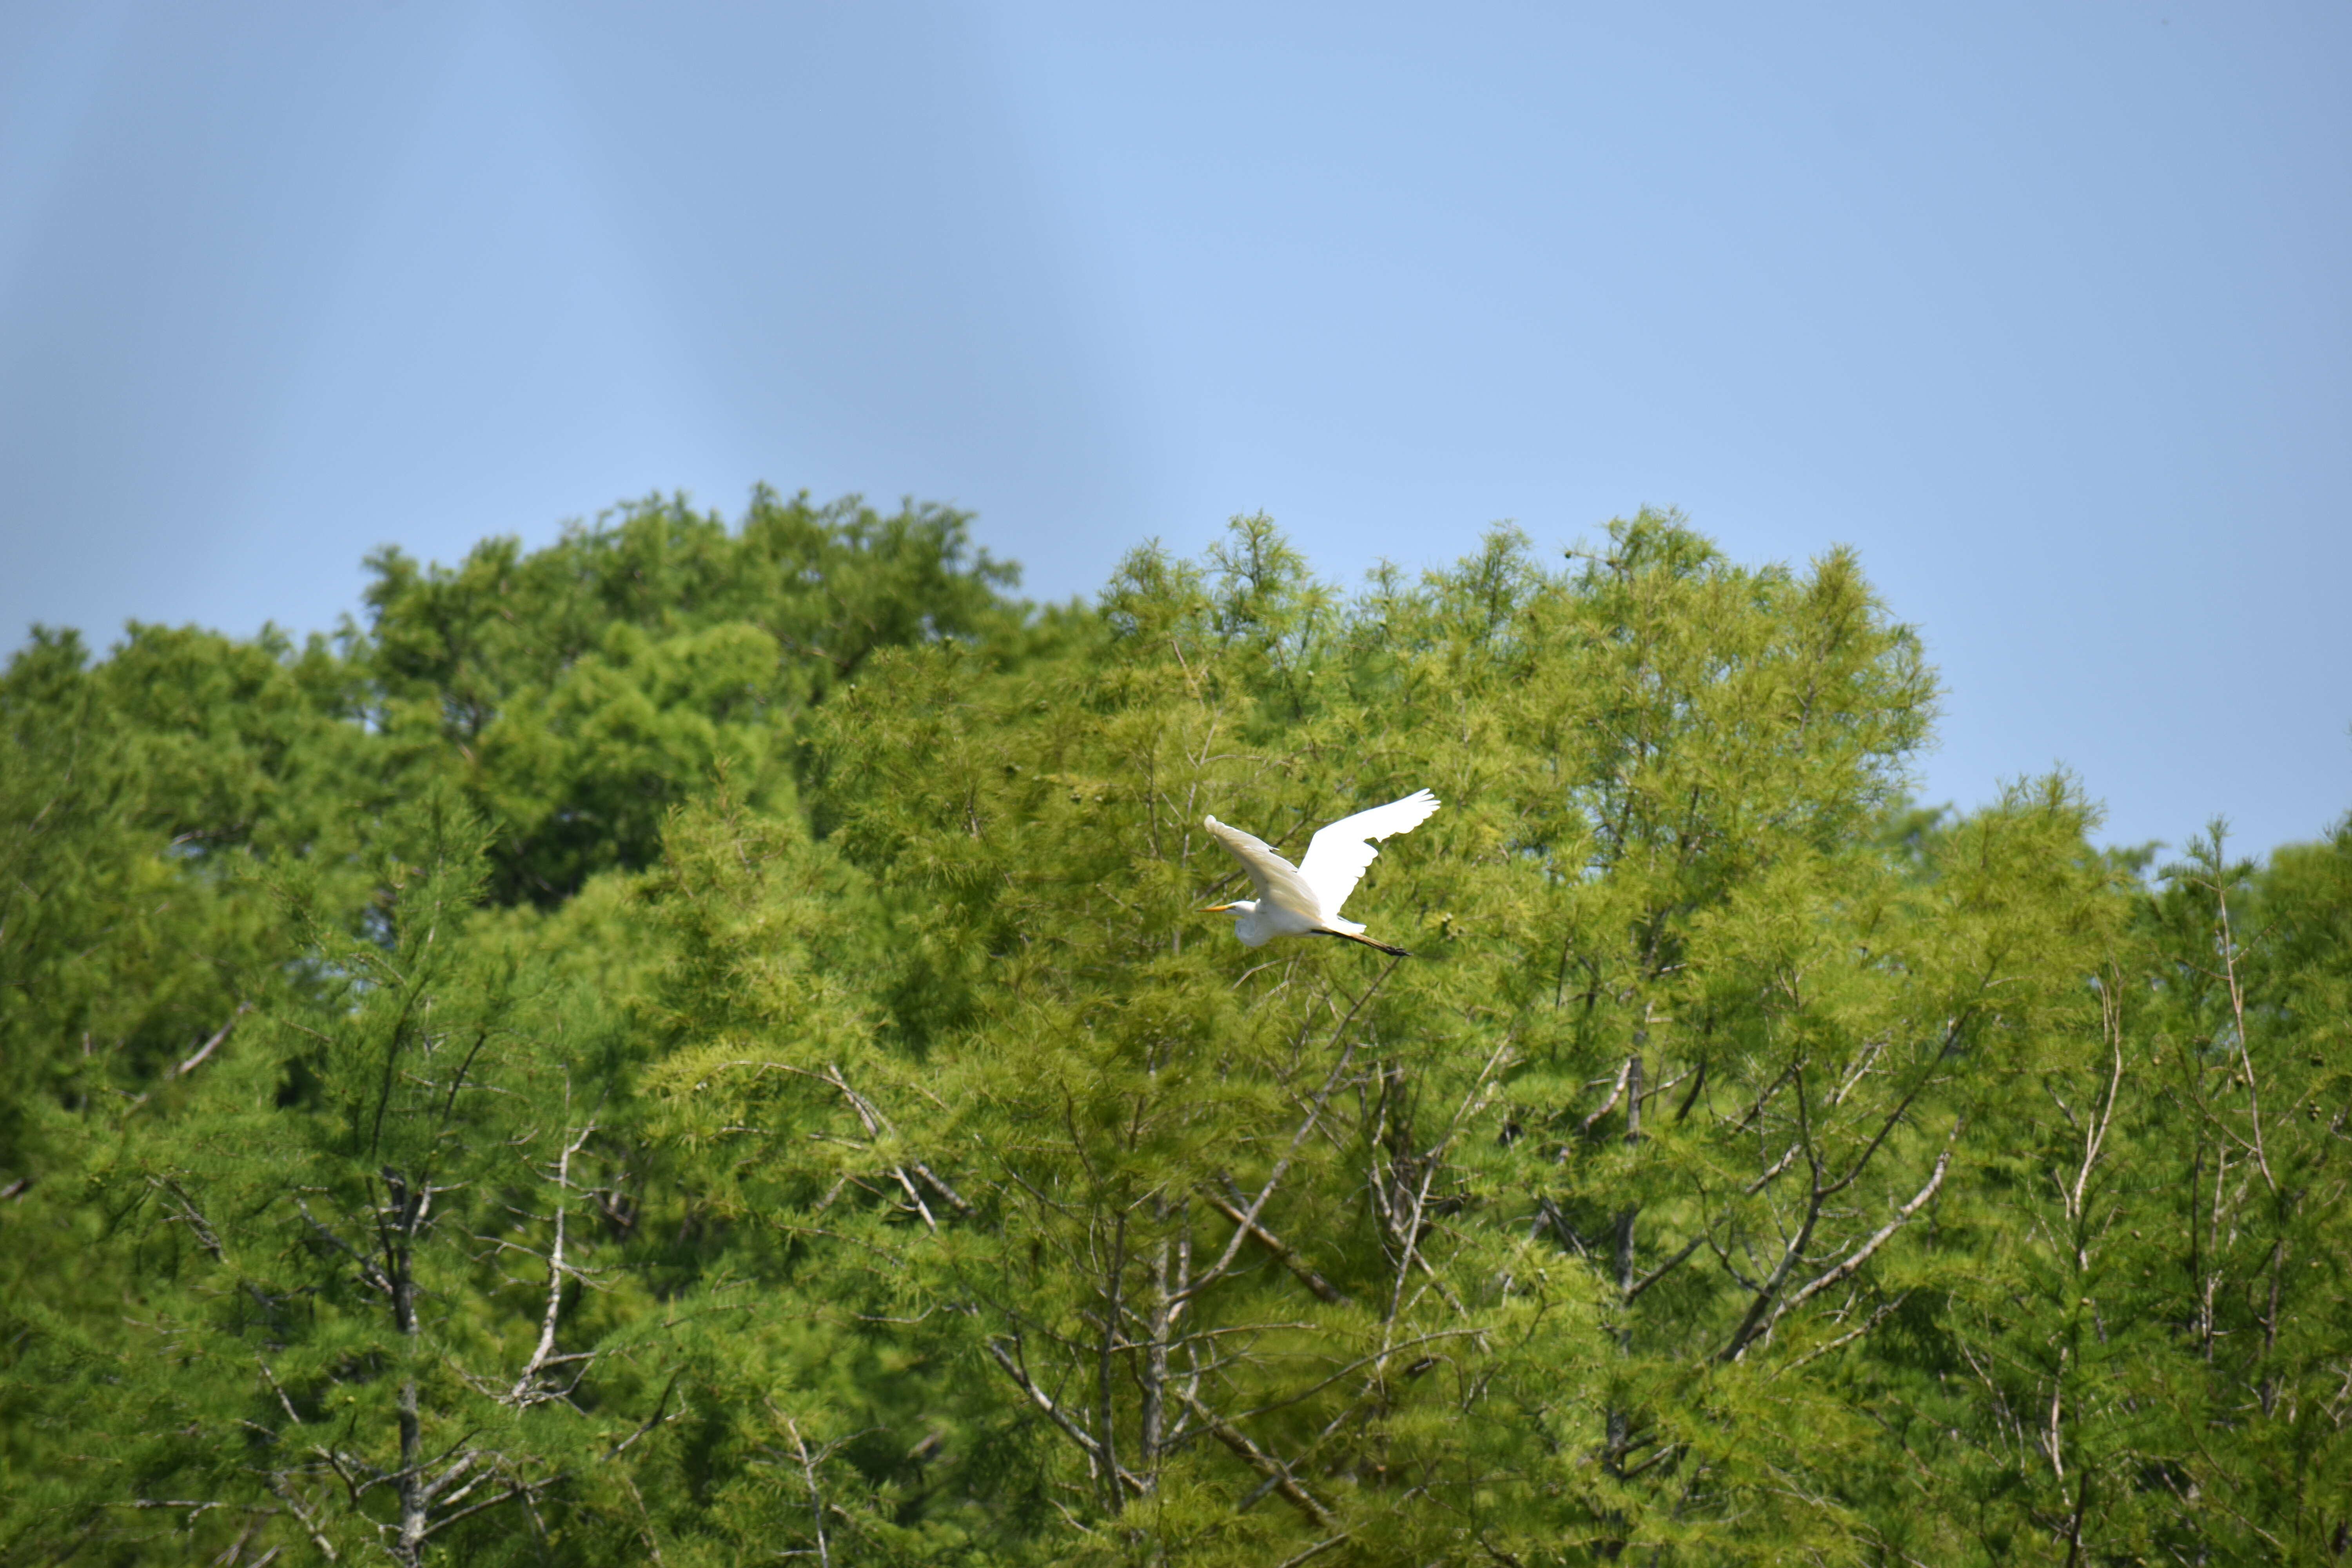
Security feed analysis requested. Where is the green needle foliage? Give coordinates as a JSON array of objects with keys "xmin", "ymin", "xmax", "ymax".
[{"xmin": 4, "ymin": 496, "xmax": 2347, "ymax": 1565}]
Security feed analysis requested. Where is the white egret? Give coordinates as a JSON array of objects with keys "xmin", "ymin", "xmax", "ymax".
[{"xmin": 1202, "ymin": 789, "xmax": 1441, "ymax": 956}]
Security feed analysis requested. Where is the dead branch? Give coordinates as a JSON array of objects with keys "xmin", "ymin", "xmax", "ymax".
[
  {"xmin": 1171, "ymin": 1385, "xmax": 1338, "ymax": 1531},
  {"xmin": 1185, "ymin": 1025, "xmax": 1370, "ymax": 1301},
  {"xmin": 1575, "ymin": 1058, "xmax": 1632, "ymax": 1139},
  {"xmin": 1760, "ymin": 1137, "xmax": 1956, "ymax": 1350},
  {"xmin": 785, "ymin": 1418, "xmax": 832, "ymax": 1568},
  {"xmin": 1771, "ymin": 1292, "xmax": 1912, "ymax": 1379},
  {"xmin": 1276, "ymin": 1534, "xmax": 1353, "ymax": 1568},
  {"xmin": 985, "ymin": 1338, "xmax": 1105, "ymax": 1473},
  {"xmin": 1623, "ymin": 1232, "xmax": 1704, "ymax": 1303},
  {"xmin": 1203, "ymin": 1187, "xmax": 1352, "ymax": 1305},
  {"xmin": 169, "ymin": 1003, "xmax": 251, "ymax": 1078},
  {"xmin": 266, "ymin": 1477, "xmax": 340, "ymax": 1562},
  {"xmin": 506, "ymin": 1122, "xmax": 597, "ymax": 1408}
]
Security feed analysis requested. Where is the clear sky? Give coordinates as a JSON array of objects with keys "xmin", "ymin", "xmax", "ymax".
[{"xmin": 2, "ymin": 1, "xmax": 2346, "ymax": 857}]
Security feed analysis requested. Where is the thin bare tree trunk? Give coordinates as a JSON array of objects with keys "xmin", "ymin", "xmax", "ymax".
[
  {"xmin": 388, "ymin": 1175, "xmax": 428, "ymax": 1567},
  {"xmin": 1602, "ymin": 1050, "xmax": 1644, "ymax": 1559}
]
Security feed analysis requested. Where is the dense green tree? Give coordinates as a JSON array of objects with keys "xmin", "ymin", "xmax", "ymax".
[
  {"xmin": 2, "ymin": 490, "xmax": 1033, "ymax": 1564},
  {"xmin": 2122, "ymin": 824, "xmax": 2352, "ymax": 1557},
  {"xmin": 5, "ymin": 495, "xmax": 2347, "ymax": 1566},
  {"xmin": 770, "ymin": 515, "xmax": 2129, "ymax": 1562},
  {"xmin": 362, "ymin": 488, "xmax": 1021, "ymax": 904},
  {"xmin": 0, "ymin": 621, "xmax": 368, "ymax": 1192}
]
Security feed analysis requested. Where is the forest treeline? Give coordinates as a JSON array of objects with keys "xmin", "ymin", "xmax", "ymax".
[{"xmin": 2, "ymin": 490, "xmax": 2346, "ymax": 1565}]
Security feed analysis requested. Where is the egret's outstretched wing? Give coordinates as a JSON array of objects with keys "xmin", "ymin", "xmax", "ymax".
[
  {"xmin": 1204, "ymin": 816, "xmax": 1325, "ymax": 921},
  {"xmin": 1298, "ymin": 789, "xmax": 1441, "ymax": 918}
]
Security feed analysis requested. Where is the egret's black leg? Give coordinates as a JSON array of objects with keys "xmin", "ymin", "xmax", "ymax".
[{"xmin": 1316, "ymin": 929, "xmax": 1412, "ymax": 958}]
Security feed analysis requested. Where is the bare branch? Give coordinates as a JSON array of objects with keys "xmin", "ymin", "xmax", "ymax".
[
  {"xmin": 1729, "ymin": 1062, "xmax": 1798, "ymax": 1136},
  {"xmin": 267, "ymin": 1476, "xmax": 340, "ymax": 1562},
  {"xmin": 1575, "ymin": 1058, "xmax": 1632, "ymax": 1139},
  {"xmin": 1816, "ymin": 1034, "xmax": 1958, "ymax": 1201},
  {"xmin": 1276, "ymin": 1534, "xmax": 1353, "ymax": 1568},
  {"xmin": 1623, "ymin": 1232, "xmax": 1704, "ymax": 1303},
  {"xmin": 1744, "ymin": 1143, "xmax": 1802, "ymax": 1196},
  {"xmin": 1171, "ymin": 1385, "xmax": 1337, "ymax": 1531},
  {"xmin": 296, "ymin": 1198, "xmax": 390, "ymax": 1297},
  {"xmin": 151, "ymin": 1176, "xmax": 222, "ymax": 1261},
  {"xmin": 507, "ymin": 1122, "xmax": 596, "ymax": 1408},
  {"xmin": 985, "ymin": 1338, "xmax": 1105, "ymax": 1468},
  {"xmin": 2069, "ymin": 976, "xmax": 2127, "ymax": 1234},
  {"xmin": 419, "ymin": 1477, "xmax": 551, "ymax": 1540},
  {"xmin": 785, "ymin": 1419, "xmax": 832, "ymax": 1568},
  {"xmin": 608, "ymin": 1372, "xmax": 682, "ymax": 1460},
  {"xmin": 1202, "ymin": 1187, "xmax": 1352, "ymax": 1305},
  {"xmin": 1185, "ymin": 1023, "xmax": 1370, "ymax": 1300},
  {"xmin": 1764, "ymin": 1138, "xmax": 1956, "ymax": 1345},
  {"xmin": 1770, "ymin": 1292, "xmax": 1912, "ymax": 1379},
  {"xmin": 820, "ymin": 1063, "xmax": 972, "ymax": 1226},
  {"xmin": 259, "ymin": 1357, "xmax": 304, "ymax": 1426},
  {"xmin": 2210, "ymin": 878, "xmax": 2278, "ymax": 1196},
  {"xmin": 168, "ymin": 1003, "xmax": 250, "ymax": 1078}
]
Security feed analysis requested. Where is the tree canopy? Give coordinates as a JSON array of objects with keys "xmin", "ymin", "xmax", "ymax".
[{"xmin": 3, "ymin": 494, "xmax": 2345, "ymax": 1566}]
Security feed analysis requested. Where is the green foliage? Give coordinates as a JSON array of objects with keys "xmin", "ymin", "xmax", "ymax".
[
  {"xmin": 363, "ymin": 488, "xmax": 1019, "ymax": 904},
  {"xmin": 5, "ymin": 497, "xmax": 2349, "ymax": 1566},
  {"xmin": 0, "ymin": 621, "xmax": 365, "ymax": 1189},
  {"xmin": 11, "ymin": 795, "xmax": 665, "ymax": 1562}
]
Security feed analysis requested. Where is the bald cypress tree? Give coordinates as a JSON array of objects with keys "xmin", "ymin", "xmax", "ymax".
[
  {"xmin": 9, "ymin": 795, "xmax": 665, "ymax": 1562},
  {"xmin": 8, "ymin": 497, "xmax": 2346, "ymax": 1565},
  {"xmin": 744, "ymin": 513, "xmax": 2129, "ymax": 1563},
  {"xmin": 0, "ymin": 490, "xmax": 1034, "ymax": 1565}
]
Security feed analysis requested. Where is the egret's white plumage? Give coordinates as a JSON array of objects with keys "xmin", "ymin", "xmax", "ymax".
[{"xmin": 1203, "ymin": 789, "xmax": 1440, "ymax": 956}]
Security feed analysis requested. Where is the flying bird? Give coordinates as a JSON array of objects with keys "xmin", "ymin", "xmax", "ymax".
[{"xmin": 1202, "ymin": 789, "xmax": 1441, "ymax": 956}]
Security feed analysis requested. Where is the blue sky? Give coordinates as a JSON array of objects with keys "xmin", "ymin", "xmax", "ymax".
[{"xmin": 2, "ymin": 1, "xmax": 2346, "ymax": 857}]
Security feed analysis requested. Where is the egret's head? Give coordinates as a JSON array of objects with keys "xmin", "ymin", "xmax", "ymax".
[{"xmin": 1201, "ymin": 899, "xmax": 1257, "ymax": 918}]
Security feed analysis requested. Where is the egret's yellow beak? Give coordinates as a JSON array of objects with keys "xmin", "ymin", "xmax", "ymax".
[{"xmin": 1201, "ymin": 902, "xmax": 1236, "ymax": 913}]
